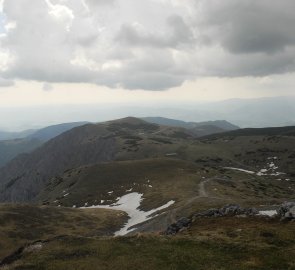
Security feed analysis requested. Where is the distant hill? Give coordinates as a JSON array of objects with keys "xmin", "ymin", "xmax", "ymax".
[
  {"xmin": 202, "ymin": 125, "xmax": 295, "ymax": 139},
  {"xmin": 0, "ymin": 117, "xmax": 194, "ymax": 202},
  {"xmin": 142, "ymin": 117, "xmax": 239, "ymax": 137},
  {"xmin": 0, "ymin": 122, "xmax": 89, "ymax": 168},
  {"xmin": 0, "ymin": 139, "xmax": 43, "ymax": 168},
  {"xmin": 0, "ymin": 129, "xmax": 36, "ymax": 141},
  {"xmin": 27, "ymin": 122, "xmax": 89, "ymax": 141}
]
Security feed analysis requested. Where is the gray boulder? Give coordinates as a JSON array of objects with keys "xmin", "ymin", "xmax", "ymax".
[{"xmin": 278, "ymin": 202, "xmax": 295, "ymax": 220}]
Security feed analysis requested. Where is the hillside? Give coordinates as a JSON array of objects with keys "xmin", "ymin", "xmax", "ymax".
[
  {"xmin": 0, "ymin": 117, "xmax": 194, "ymax": 202},
  {"xmin": 3, "ymin": 218, "xmax": 295, "ymax": 270},
  {"xmin": 202, "ymin": 125, "xmax": 295, "ymax": 139},
  {"xmin": 0, "ymin": 138, "xmax": 43, "ymax": 168},
  {"xmin": 0, "ymin": 204, "xmax": 126, "ymax": 259},
  {"xmin": 0, "ymin": 122, "xmax": 89, "ymax": 168}
]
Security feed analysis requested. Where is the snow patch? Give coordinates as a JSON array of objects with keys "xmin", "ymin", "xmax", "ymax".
[
  {"xmin": 224, "ymin": 167, "xmax": 255, "ymax": 174},
  {"xmin": 81, "ymin": 192, "xmax": 175, "ymax": 236},
  {"xmin": 259, "ymin": 210, "xmax": 277, "ymax": 217}
]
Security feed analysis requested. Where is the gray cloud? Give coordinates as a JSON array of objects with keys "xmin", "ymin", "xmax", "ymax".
[
  {"xmin": 197, "ymin": 0, "xmax": 295, "ymax": 54},
  {"xmin": 0, "ymin": 0, "xmax": 295, "ymax": 90},
  {"xmin": 116, "ymin": 15, "xmax": 194, "ymax": 48}
]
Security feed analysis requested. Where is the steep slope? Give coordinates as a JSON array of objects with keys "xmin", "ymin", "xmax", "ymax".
[
  {"xmin": 0, "ymin": 122, "xmax": 89, "ymax": 168},
  {"xmin": 0, "ymin": 117, "xmax": 193, "ymax": 202},
  {"xmin": 0, "ymin": 138, "xmax": 43, "ymax": 168}
]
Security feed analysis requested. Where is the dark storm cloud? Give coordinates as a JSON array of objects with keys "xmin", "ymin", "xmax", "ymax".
[{"xmin": 198, "ymin": 0, "xmax": 295, "ymax": 54}]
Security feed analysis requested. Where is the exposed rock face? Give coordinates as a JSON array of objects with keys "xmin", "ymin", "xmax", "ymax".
[
  {"xmin": 193, "ymin": 204, "xmax": 259, "ymax": 219},
  {"xmin": 165, "ymin": 217, "xmax": 191, "ymax": 235},
  {"xmin": 165, "ymin": 204, "xmax": 258, "ymax": 235},
  {"xmin": 278, "ymin": 202, "xmax": 295, "ymax": 220}
]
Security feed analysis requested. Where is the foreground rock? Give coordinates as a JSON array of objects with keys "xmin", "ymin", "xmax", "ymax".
[
  {"xmin": 165, "ymin": 204, "xmax": 258, "ymax": 235},
  {"xmin": 278, "ymin": 202, "xmax": 295, "ymax": 221}
]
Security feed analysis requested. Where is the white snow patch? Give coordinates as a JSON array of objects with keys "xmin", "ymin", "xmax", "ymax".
[
  {"xmin": 259, "ymin": 210, "xmax": 277, "ymax": 217},
  {"xmin": 260, "ymin": 169, "xmax": 268, "ymax": 173},
  {"xmin": 81, "ymin": 192, "xmax": 175, "ymax": 236},
  {"xmin": 148, "ymin": 185, "xmax": 153, "ymax": 188},
  {"xmin": 224, "ymin": 167, "xmax": 255, "ymax": 174},
  {"xmin": 126, "ymin": 188, "xmax": 133, "ymax": 192},
  {"xmin": 108, "ymin": 191, "xmax": 113, "ymax": 194},
  {"xmin": 270, "ymin": 172, "xmax": 285, "ymax": 176},
  {"xmin": 63, "ymin": 193, "xmax": 70, "ymax": 197}
]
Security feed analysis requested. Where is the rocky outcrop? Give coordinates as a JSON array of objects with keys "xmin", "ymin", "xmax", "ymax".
[
  {"xmin": 165, "ymin": 204, "xmax": 258, "ymax": 235},
  {"xmin": 278, "ymin": 202, "xmax": 295, "ymax": 221},
  {"xmin": 165, "ymin": 217, "xmax": 192, "ymax": 235},
  {"xmin": 193, "ymin": 204, "xmax": 258, "ymax": 218}
]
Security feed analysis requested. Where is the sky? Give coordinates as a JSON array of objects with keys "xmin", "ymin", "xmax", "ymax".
[{"xmin": 0, "ymin": 0, "xmax": 295, "ymax": 129}]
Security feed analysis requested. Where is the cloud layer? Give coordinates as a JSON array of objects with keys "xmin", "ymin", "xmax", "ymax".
[{"xmin": 0, "ymin": 0, "xmax": 295, "ymax": 90}]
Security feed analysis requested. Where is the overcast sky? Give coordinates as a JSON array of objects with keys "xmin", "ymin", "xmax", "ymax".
[{"xmin": 0, "ymin": 0, "xmax": 295, "ymax": 128}]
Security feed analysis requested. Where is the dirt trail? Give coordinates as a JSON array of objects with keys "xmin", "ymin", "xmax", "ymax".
[{"xmin": 134, "ymin": 177, "xmax": 226, "ymax": 234}]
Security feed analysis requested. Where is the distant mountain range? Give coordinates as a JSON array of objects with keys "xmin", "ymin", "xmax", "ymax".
[
  {"xmin": 203, "ymin": 125, "xmax": 295, "ymax": 139},
  {"xmin": 0, "ymin": 129, "xmax": 36, "ymax": 141},
  {"xmin": 0, "ymin": 116, "xmax": 294, "ymax": 204},
  {"xmin": 143, "ymin": 117, "xmax": 239, "ymax": 137},
  {"xmin": 0, "ymin": 118, "xmax": 237, "ymax": 168}
]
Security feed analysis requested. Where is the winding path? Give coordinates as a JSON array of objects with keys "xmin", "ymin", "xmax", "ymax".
[{"xmin": 135, "ymin": 177, "xmax": 226, "ymax": 233}]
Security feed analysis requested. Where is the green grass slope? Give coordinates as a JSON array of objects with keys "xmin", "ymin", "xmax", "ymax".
[
  {"xmin": 4, "ymin": 217, "xmax": 295, "ymax": 270},
  {"xmin": 0, "ymin": 204, "xmax": 126, "ymax": 259}
]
